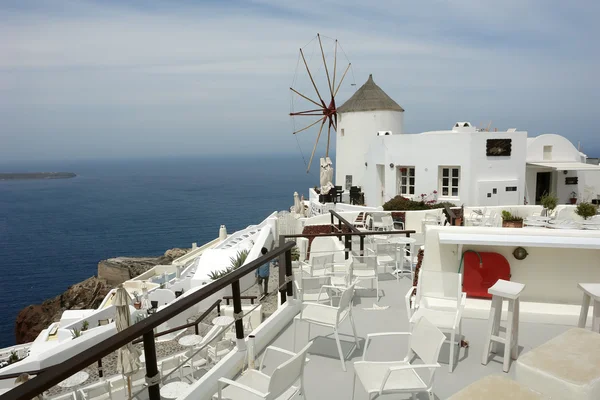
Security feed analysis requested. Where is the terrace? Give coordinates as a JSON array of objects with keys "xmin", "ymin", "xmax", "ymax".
[{"xmin": 3, "ymin": 211, "xmax": 600, "ymax": 400}]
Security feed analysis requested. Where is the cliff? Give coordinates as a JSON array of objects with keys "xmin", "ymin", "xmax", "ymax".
[{"xmin": 14, "ymin": 247, "xmax": 190, "ymax": 344}]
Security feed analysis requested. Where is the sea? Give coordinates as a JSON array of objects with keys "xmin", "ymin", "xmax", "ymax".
[{"xmin": 0, "ymin": 155, "xmax": 317, "ymax": 347}]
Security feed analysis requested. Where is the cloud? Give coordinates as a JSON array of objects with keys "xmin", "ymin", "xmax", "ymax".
[{"xmin": 0, "ymin": 0, "xmax": 598, "ymax": 161}]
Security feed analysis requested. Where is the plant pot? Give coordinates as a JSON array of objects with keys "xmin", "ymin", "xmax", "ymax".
[
  {"xmin": 502, "ymin": 220, "xmax": 523, "ymax": 228},
  {"xmin": 133, "ymin": 302, "xmax": 142, "ymax": 310},
  {"xmin": 454, "ymin": 217, "xmax": 463, "ymax": 226},
  {"xmin": 569, "ymin": 198, "xmax": 577, "ymax": 205}
]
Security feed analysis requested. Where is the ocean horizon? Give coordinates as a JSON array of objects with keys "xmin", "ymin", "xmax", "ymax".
[{"xmin": 0, "ymin": 155, "xmax": 320, "ymax": 347}]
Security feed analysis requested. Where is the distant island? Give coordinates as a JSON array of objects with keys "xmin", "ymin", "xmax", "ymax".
[{"xmin": 0, "ymin": 172, "xmax": 77, "ymax": 181}]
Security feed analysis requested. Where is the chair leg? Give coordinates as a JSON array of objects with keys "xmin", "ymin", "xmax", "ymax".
[
  {"xmin": 351, "ymin": 370, "xmax": 356, "ymax": 400},
  {"xmin": 333, "ymin": 328, "xmax": 347, "ymax": 372},
  {"xmin": 503, "ymin": 299, "xmax": 515, "ymax": 373},
  {"xmin": 293, "ymin": 319, "xmax": 298, "ymax": 352},
  {"xmin": 350, "ymin": 313, "xmax": 360, "ymax": 350},
  {"xmin": 449, "ymin": 331, "xmax": 456, "ymax": 373}
]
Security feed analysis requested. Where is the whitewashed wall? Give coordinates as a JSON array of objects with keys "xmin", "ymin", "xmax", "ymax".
[
  {"xmin": 362, "ymin": 130, "xmax": 528, "ymax": 208},
  {"xmin": 335, "ymin": 109, "xmax": 404, "ymax": 189}
]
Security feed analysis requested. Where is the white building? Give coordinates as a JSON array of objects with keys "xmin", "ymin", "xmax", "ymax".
[{"xmin": 335, "ymin": 75, "xmax": 600, "ymax": 208}]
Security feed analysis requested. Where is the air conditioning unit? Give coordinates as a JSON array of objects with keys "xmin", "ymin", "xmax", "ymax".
[{"xmin": 377, "ymin": 131, "xmax": 392, "ymax": 136}]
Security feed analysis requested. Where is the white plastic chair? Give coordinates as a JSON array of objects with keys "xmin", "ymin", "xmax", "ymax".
[
  {"xmin": 405, "ymin": 270, "xmax": 466, "ymax": 372},
  {"xmin": 50, "ymin": 392, "xmax": 77, "ymax": 400},
  {"xmin": 301, "ymin": 254, "xmax": 334, "ymax": 277},
  {"xmin": 160, "ymin": 355, "xmax": 184, "ymax": 381},
  {"xmin": 295, "ymin": 275, "xmax": 332, "ymax": 305},
  {"xmin": 352, "ymin": 317, "xmax": 446, "ymax": 400},
  {"xmin": 374, "ymin": 242, "xmax": 400, "ymax": 280},
  {"xmin": 78, "ymin": 380, "xmax": 112, "ymax": 400},
  {"xmin": 216, "ymin": 341, "xmax": 313, "ymax": 400},
  {"xmin": 293, "ymin": 284, "xmax": 360, "ymax": 371},
  {"xmin": 351, "ymin": 254, "xmax": 379, "ymax": 301}
]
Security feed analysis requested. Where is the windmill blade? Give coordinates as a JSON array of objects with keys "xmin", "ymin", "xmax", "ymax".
[
  {"xmin": 332, "ymin": 40, "xmax": 338, "ymax": 95},
  {"xmin": 307, "ymin": 118, "xmax": 326, "ymax": 173},
  {"xmin": 333, "ymin": 63, "xmax": 351, "ymax": 97},
  {"xmin": 300, "ymin": 48, "xmax": 326, "ymax": 107},
  {"xmin": 290, "ymin": 108, "xmax": 326, "ymax": 116},
  {"xmin": 290, "ymin": 87, "xmax": 323, "ymax": 109},
  {"xmin": 293, "ymin": 117, "xmax": 324, "ymax": 135},
  {"xmin": 318, "ymin": 33, "xmax": 334, "ymax": 97}
]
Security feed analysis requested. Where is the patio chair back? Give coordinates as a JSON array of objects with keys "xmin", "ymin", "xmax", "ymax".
[
  {"xmin": 337, "ymin": 284, "xmax": 356, "ymax": 322},
  {"xmin": 352, "ymin": 254, "xmax": 377, "ymax": 274},
  {"xmin": 297, "ymin": 276, "xmax": 331, "ymax": 303},
  {"xmin": 309, "ymin": 254, "xmax": 334, "ymax": 275},
  {"xmin": 202, "ymin": 324, "xmax": 225, "ymax": 346},
  {"xmin": 79, "ymin": 380, "xmax": 112, "ymax": 400},
  {"xmin": 416, "ymin": 270, "xmax": 462, "ymax": 308},
  {"xmin": 376, "ymin": 242, "xmax": 398, "ymax": 259},
  {"xmin": 268, "ymin": 341, "xmax": 313, "ymax": 399},
  {"xmin": 409, "ymin": 317, "xmax": 445, "ymax": 382}
]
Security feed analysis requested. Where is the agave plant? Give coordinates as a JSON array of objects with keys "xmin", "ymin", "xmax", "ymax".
[
  {"xmin": 71, "ymin": 328, "xmax": 82, "ymax": 339},
  {"xmin": 229, "ymin": 249, "xmax": 250, "ymax": 270}
]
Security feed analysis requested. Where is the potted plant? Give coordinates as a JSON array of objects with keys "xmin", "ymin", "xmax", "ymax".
[
  {"xmin": 132, "ymin": 291, "xmax": 142, "ymax": 309},
  {"xmin": 569, "ymin": 191, "xmax": 578, "ymax": 205},
  {"xmin": 81, "ymin": 320, "xmax": 89, "ymax": 331},
  {"xmin": 71, "ymin": 328, "xmax": 82, "ymax": 339},
  {"xmin": 575, "ymin": 202, "xmax": 598, "ymax": 220},
  {"xmin": 501, "ymin": 210, "xmax": 523, "ymax": 228},
  {"xmin": 540, "ymin": 193, "xmax": 558, "ymax": 216}
]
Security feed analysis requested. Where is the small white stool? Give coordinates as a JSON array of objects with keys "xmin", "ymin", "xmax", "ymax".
[
  {"xmin": 577, "ymin": 283, "xmax": 600, "ymax": 332},
  {"xmin": 482, "ymin": 279, "xmax": 525, "ymax": 372}
]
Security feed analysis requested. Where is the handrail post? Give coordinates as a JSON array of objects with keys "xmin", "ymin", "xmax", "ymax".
[
  {"xmin": 143, "ymin": 330, "xmax": 160, "ymax": 400},
  {"xmin": 231, "ymin": 280, "xmax": 246, "ymax": 350},
  {"xmin": 330, "ymin": 213, "xmax": 334, "ymax": 233},
  {"xmin": 278, "ymin": 236, "xmax": 287, "ymax": 305},
  {"xmin": 360, "ymin": 234, "xmax": 365, "ymax": 256},
  {"xmin": 338, "ymin": 220, "xmax": 342, "ymax": 241},
  {"xmin": 344, "ymin": 234, "xmax": 351, "ymax": 259},
  {"xmin": 285, "ymin": 248, "xmax": 293, "ymax": 298}
]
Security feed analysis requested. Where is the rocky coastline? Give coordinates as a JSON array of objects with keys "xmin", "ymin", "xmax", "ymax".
[{"xmin": 14, "ymin": 248, "xmax": 190, "ymax": 344}]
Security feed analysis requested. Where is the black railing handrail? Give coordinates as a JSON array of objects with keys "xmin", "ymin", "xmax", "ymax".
[
  {"xmin": 329, "ymin": 210, "xmax": 361, "ymax": 234},
  {"xmin": 131, "ymin": 299, "xmax": 222, "ymax": 344},
  {"xmin": 2, "ymin": 241, "xmax": 296, "ymax": 400},
  {"xmin": 281, "ymin": 230, "xmax": 416, "ymax": 238}
]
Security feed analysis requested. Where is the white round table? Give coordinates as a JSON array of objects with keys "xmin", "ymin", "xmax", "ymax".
[
  {"xmin": 212, "ymin": 315, "xmax": 235, "ymax": 328},
  {"xmin": 160, "ymin": 381, "xmax": 190, "ymax": 399},
  {"xmin": 178, "ymin": 334, "xmax": 203, "ymax": 373},
  {"xmin": 58, "ymin": 371, "xmax": 89, "ymax": 388}
]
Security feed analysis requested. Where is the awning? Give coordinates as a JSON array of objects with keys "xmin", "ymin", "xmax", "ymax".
[
  {"xmin": 438, "ymin": 231, "xmax": 600, "ymax": 249},
  {"xmin": 527, "ymin": 162, "xmax": 600, "ymax": 171}
]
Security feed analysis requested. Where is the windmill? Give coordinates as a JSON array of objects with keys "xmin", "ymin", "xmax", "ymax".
[{"xmin": 290, "ymin": 34, "xmax": 353, "ymax": 173}]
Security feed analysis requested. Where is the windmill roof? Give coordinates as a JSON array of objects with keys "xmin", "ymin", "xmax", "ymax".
[{"xmin": 337, "ymin": 74, "xmax": 404, "ymax": 113}]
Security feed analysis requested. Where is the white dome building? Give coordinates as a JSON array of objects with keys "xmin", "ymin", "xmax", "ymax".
[{"xmin": 335, "ymin": 74, "xmax": 404, "ymax": 189}]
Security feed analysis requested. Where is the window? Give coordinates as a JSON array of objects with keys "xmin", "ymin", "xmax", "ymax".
[
  {"xmin": 505, "ymin": 186, "xmax": 517, "ymax": 192},
  {"xmin": 341, "ymin": 128, "xmax": 345, "ymax": 136},
  {"xmin": 397, "ymin": 166, "xmax": 415, "ymax": 195},
  {"xmin": 439, "ymin": 166, "xmax": 460, "ymax": 197},
  {"xmin": 543, "ymin": 145, "xmax": 553, "ymax": 160}
]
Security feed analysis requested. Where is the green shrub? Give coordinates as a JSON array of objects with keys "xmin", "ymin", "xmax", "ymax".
[
  {"xmin": 383, "ymin": 195, "xmax": 455, "ymax": 211},
  {"xmin": 576, "ymin": 202, "xmax": 598, "ymax": 220},
  {"xmin": 501, "ymin": 210, "xmax": 523, "ymax": 222},
  {"xmin": 81, "ymin": 320, "xmax": 89, "ymax": 331},
  {"xmin": 291, "ymin": 246, "xmax": 300, "ymax": 261},
  {"xmin": 540, "ymin": 193, "xmax": 558, "ymax": 210},
  {"xmin": 209, "ymin": 249, "xmax": 251, "ymax": 281},
  {"xmin": 8, "ymin": 351, "xmax": 19, "ymax": 364},
  {"xmin": 71, "ymin": 328, "xmax": 82, "ymax": 339}
]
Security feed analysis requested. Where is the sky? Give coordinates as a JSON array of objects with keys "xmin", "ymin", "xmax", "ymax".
[{"xmin": 0, "ymin": 0, "xmax": 599, "ymax": 162}]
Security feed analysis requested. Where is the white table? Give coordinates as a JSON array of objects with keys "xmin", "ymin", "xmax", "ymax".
[
  {"xmin": 578, "ymin": 283, "xmax": 600, "ymax": 332},
  {"xmin": 212, "ymin": 315, "xmax": 235, "ymax": 328},
  {"xmin": 160, "ymin": 381, "xmax": 190, "ymax": 399},
  {"xmin": 178, "ymin": 334, "xmax": 203, "ymax": 376}
]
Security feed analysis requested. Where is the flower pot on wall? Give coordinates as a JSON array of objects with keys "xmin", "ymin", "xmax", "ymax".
[
  {"xmin": 569, "ymin": 198, "xmax": 577, "ymax": 205},
  {"xmin": 502, "ymin": 220, "xmax": 523, "ymax": 228}
]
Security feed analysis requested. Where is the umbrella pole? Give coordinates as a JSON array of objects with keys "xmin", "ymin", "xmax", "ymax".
[{"xmin": 127, "ymin": 376, "xmax": 132, "ymax": 400}]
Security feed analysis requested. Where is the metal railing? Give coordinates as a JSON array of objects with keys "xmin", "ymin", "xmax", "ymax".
[
  {"xmin": 2, "ymin": 241, "xmax": 296, "ymax": 400},
  {"xmin": 280, "ymin": 210, "xmax": 416, "ymax": 259}
]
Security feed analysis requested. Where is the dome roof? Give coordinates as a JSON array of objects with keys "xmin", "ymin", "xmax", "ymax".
[{"xmin": 337, "ymin": 74, "xmax": 404, "ymax": 113}]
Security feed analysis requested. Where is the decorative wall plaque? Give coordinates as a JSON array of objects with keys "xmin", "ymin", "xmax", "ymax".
[{"xmin": 486, "ymin": 139, "xmax": 512, "ymax": 156}]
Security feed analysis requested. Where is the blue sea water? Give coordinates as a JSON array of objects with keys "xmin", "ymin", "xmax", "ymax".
[{"xmin": 0, "ymin": 155, "xmax": 317, "ymax": 347}]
